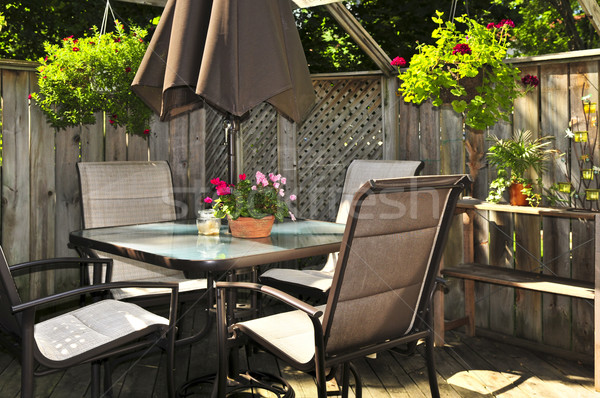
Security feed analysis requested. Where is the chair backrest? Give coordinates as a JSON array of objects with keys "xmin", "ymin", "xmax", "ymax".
[
  {"xmin": 322, "ymin": 175, "xmax": 469, "ymax": 356},
  {"xmin": 0, "ymin": 247, "xmax": 22, "ymax": 338},
  {"xmin": 322, "ymin": 160, "xmax": 424, "ymax": 274},
  {"xmin": 77, "ymin": 161, "xmax": 181, "ymax": 282},
  {"xmin": 78, "ymin": 161, "xmax": 176, "ymax": 228}
]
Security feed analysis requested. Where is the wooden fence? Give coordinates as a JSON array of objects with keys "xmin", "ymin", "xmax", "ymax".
[{"xmin": 2, "ymin": 49, "xmax": 600, "ymax": 356}]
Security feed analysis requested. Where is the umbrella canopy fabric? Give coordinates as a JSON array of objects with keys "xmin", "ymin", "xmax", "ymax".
[{"xmin": 132, "ymin": 0, "xmax": 315, "ymax": 124}]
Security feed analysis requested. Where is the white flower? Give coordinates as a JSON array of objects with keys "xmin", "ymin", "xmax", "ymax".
[{"xmin": 565, "ymin": 128, "xmax": 574, "ymax": 138}]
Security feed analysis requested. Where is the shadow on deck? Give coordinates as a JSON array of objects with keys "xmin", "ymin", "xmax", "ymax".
[{"xmin": 0, "ymin": 302, "xmax": 596, "ymax": 397}]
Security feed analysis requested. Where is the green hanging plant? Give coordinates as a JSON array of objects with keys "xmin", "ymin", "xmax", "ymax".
[
  {"xmin": 31, "ymin": 21, "xmax": 152, "ymax": 137},
  {"xmin": 392, "ymin": 11, "xmax": 537, "ymax": 130}
]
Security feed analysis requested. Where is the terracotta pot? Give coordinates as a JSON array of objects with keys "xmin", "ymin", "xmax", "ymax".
[
  {"xmin": 228, "ymin": 215, "xmax": 275, "ymax": 238},
  {"xmin": 509, "ymin": 183, "xmax": 530, "ymax": 206}
]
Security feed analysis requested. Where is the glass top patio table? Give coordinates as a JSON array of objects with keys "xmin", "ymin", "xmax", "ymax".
[{"xmin": 69, "ymin": 219, "xmax": 345, "ymax": 273}]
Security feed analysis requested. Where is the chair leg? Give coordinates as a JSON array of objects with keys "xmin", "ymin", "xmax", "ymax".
[
  {"xmin": 425, "ymin": 332, "xmax": 440, "ymax": 398},
  {"xmin": 166, "ymin": 327, "xmax": 176, "ymax": 398},
  {"xmin": 103, "ymin": 359, "xmax": 113, "ymax": 397},
  {"xmin": 20, "ymin": 347, "xmax": 35, "ymax": 398},
  {"xmin": 91, "ymin": 361, "xmax": 101, "ymax": 398},
  {"xmin": 348, "ymin": 363, "xmax": 362, "ymax": 398}
]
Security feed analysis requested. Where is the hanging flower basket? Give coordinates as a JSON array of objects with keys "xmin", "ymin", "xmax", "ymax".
[{"xmin": 30, "ymin": 22, "xmax": 152, "ymax": 137}]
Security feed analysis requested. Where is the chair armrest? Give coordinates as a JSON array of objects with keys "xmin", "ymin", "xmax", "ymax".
[
  {"xmin": 12, "ymin": 281, "xmax": 179, "ymax": 314},
  {"xmin": 216, "ymin": 281, "xmax": 323, "ymax": 319},
  {"xmin": 10, "ymin": 257, "xmax": 112, "ymax": 272}
]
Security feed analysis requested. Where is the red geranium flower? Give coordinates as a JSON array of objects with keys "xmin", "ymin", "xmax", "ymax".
[
  {"xmin": 72, "ymin": 47, "xmax": 79, "ymax": 52},
  {"xmin": 143, "ymin": 129, "xmax": 150, "ymax": 135},
  {"xmin": 452, "ymin": 43, "xmax": 471, "ymax": 55},
  {"xmin": 125, "ymin": 67, "xmax": 132, "ymax": 73},
  {"xmin": 239, "ymin": 173, "xmax": 247, "ymax": 181},
  {"xmin": 521, "ymin": 74, "xmax": 539, "ymax": 87},
  {"xmin": 390, "ymin": 56, "xmax": 406, "ymax": 67}
]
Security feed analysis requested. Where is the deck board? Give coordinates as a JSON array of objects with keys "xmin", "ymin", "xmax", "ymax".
[{"xmin": 0, "ymin": 303, "xmax": 597, "ymax": 397}]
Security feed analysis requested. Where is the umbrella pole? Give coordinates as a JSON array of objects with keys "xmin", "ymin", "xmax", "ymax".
[{"xmin": 225, "ymin": 117, "xmax": 239, "ymax": 182}]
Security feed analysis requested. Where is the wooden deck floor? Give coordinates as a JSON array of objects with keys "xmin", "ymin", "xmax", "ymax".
[{"xmin": 0, "ymin": 302, "xmax": 597, "ymax": 397}]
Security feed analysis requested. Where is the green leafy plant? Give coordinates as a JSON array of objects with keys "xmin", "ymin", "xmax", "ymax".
[
  {"xmin": 394, "ymin": 11, "xmax": 535, "ymax": 130},
  {"xmin": 486, "ymin": 130, "xmax": 554, "ymax": 206},
  {"xmin": 205, "ymin": 172, "xmax": 296, "ymax": 222},
  {"xmin": 30, "ymin": 21, "xmax": 152, "ymax": 137}
]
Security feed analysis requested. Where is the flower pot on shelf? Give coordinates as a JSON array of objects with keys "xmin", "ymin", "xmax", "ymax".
[
  {"xmin": 509, "ymin": 183, "xmax": 530, "ymax": 206},
  {"xmin": 228, "ymin": 215, "xmax": 275, "ymax": 238}
]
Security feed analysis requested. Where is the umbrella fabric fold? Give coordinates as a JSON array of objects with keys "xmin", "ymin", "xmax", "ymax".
[{"xmin": 132, "ymin": 0, "xmax": 315, "ymax": 124}]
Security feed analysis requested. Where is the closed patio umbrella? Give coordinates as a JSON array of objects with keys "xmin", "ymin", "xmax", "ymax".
[{"xmin": 132, "ymin": 0, "xmax": 315, "ymax": 179}]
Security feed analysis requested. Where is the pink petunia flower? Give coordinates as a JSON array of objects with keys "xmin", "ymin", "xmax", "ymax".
[
  {"xmin": 390, "ymin": 56, "xmax": 406, "ymax": 67},
  {"xmin": 210, "ymin": 178, "xmax": 221, "ymax": 185},
  {"xmin": 203, "ymin": 197, "xmax": 213, "ymax": 204},
  {"xmin": 289, "ymin": 211, "xmax": 296, "ymax": 221},
  {"xmin": 289, "ymin": 194, "xmax": 296, "ymax": 201},
  {"xmin": 279, "ymin": 189, "xmax": 285, "ymax": 197},
  {"xmin": 273, "ymin": 183, "xmax": 280, "ymax": 189},
  {"xmin": 251, "ymin": 185, "xmax": 257, "ymax": 190},
  {"xmin": 281, "ymin": 177, "xmax": 286, "ymax": 184}
]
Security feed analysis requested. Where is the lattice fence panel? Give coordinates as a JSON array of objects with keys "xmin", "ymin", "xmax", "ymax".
[
  {"xmin": 241, "ymin": 102, "xmax": 278, "ymax": 176},
  {"xmin": 205, "ymin": 105, "xmax": 229, "ymax": 183},
  {"xmin": 297, "ymin": 77, "xmax": 383, "ymax": 221}
]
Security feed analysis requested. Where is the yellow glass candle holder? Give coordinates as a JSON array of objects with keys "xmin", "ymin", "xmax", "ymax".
[
  {"xmin": 557, "ymin": 182, "xmax": 571, "ymax": 193},
  {"xmin": 582, "ymin": 169, "xmax": 594, "ymax": 180},
  {"xmin": 586, "ymin": 189, "xmax": 600, "ymax": 201},
  {"xmin": 196, "ymin": 209, "xmax": 221, "ymax": 235},
  {"xmin": 574, "ymin": 131, "xmax": 588, "ymax": 142},
  {"xmin": 584, "ymin": 102, "xmax": 597, "ymax": 114}
]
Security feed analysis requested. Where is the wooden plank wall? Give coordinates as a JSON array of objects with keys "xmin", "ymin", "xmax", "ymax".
[{"xmin": 2, "ymin": 51, "xmax": 600, "ymax": 355}]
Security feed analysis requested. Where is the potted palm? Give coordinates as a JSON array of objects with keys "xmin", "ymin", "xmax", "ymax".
[{"xmin": 486, "ymin": 130, "xmax": 554, "ymax": 206}]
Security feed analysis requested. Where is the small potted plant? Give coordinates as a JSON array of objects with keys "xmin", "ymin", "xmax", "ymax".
[
  {"xmin": 30, "ymin": 21, "xmax": 152, "ymax": 137},
  {"xmin": 394, "ymin": 11, "xmax": 534, "ymax": 130},
  {"xmin": 486, "ymin": 130, "xmax": 554, "ymax": 206},
  {"xmin": 206, "ymin": 172, "xmax": 297, "ymax": 238}
]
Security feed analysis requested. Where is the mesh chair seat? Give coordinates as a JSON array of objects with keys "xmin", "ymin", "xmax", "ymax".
[
  {"xmin": 235, "ymin": 305, "xmax": 326, "ymax": 369},
  {"xmin": 35, "ymin": 299, "xmax": 169, "ymax": 363}
]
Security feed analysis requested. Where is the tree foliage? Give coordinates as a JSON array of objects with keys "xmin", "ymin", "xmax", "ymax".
[
  {"xmin": 0, "ymin": 1, "xmax": 160, "ymax": 61},
  {"xmin": 2, "ymin": 0, "xmax": 600, "ymax": 72},
  {"xmin": 492, "ymin": 0, "xmax": 600, "ymax": 55}
]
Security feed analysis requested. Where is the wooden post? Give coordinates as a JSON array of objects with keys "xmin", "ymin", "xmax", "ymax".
[
  {"xmin": 578, "ymin": 0, "xmax": 600, "ymax": 39},
  {"xmin": 381, "ymin": 75, "xmax": 399, "ymax": 160},
  {"xmin": 595, "ymin": 214, "xmax": 600, "ymax": 391}
]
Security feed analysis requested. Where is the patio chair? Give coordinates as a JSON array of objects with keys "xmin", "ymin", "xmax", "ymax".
[
  {"xmin": 215, "ymin": 174, "xmax": 469, "ymax": 398},
  {"xmin": 77, "ymin": 161, "xmax": 210, "ymax": 343},
  {"xmin": 259, "ymin": 159, "xmax": 424, "ymax": 300},
  {"xmin": 0, "ymin": 248, "xmax": 178, "ymax": 398}
]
